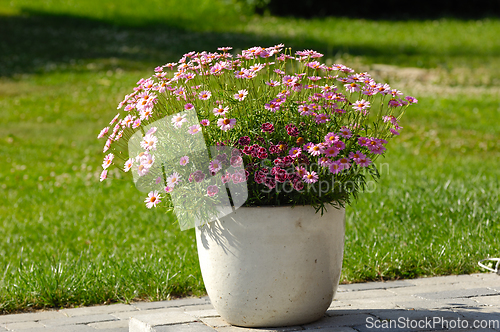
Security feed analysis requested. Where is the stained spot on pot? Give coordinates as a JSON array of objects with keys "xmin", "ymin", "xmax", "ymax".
[
  {"xmin": 295, "ymin": 218, "xmax": 303, "ymax": 228},
  {"xmin": 315, "ymin": 259, "xmax": 317, "ymax": 263}
]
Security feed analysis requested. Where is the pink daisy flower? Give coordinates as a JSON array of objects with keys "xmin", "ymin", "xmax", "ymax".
[
  {"xmin": 184, "ymin": 103, "xmax": 194, "ymax": 110},
  {"xmin": 210, "ymin": 63, "xmax": 224, "ymax": 75},
  {"xmin": 333, "ymin": 141, "xmax": 346, "ymax": 150},
  {"xmin": 352, "ymin": 99, "xmax": 371, "ymax": 112},
  {"xmin": 217, "ymin": 118, "xmax": 236, "ymax": 131},
  {"xmin": 298, "ymin": 104, "xmax": 312, "ymax": 116},
  {"xmin": 114, "ymin": 130, "xmax": 123, "ymax": 142},
  {"xmin": 303, "ymin": 171, "xmax": 319, "ymax": 184},
  {"xmin": 388, "ymin": 99, "xmax": 401, "ymax": 107},
  {"xmin": 139, "ymin": 108, "xmax": 153, "ymax": 121},
  {"xmin": 264, "ymin": 102, "xmax": 280, "ymax": 112},
  {"xmin": 338, "ymin": 157, "xmax": 351, "ymax": 170},
  {"xmin": 103, "ymin": 138, "xmax": 112, "ymax": 153},
  {"xmin": 132, "ymin": 118, "xmax": 141, "ymax": 129},
  {"xmin": 234, "ymin": 69, "xmax": 248, "ymax": 79},
  {"xmin": 200, "ymin": 119, "xmax": 210, "ymax": 126},
  {"xmin": 344, "ymin": 82, "xmax": 361, "ymax": 93},
  {"xmin": 137, "ymin": 164, "xmax": 150, "ymax": 177},
  {"xmin": 315, "ymin": 113, "xmax": 330, "ymax": 123},
  {"xmin": 303, "ymin": 142, "xmax": 315, "ymax": 151},
  {"xmin": 328, "ymin": 160, "xmax": 342, "ymax": 174},
  {"xmin": 390, "ymin": 128, "xmax": 400, "ymax": 135},
  {"xmin": 183, "ymin": 72, "xmax": 196, "ymax": 81},
  {"xmin": 167, "ymin": 172, "xmax": 181, "ymax": 188},
  {"xmin": 234, "ymin": 89, "xmax": 248, "ymax": 101},
  {"xmin": 324, "ymin": 132, "xmax": 339, "ymax": 145},
  {"xmin": 97, "ymin": 127, "xmax": 109, "ymax": 139},
  {"xmin": 188, "ymin": 124, "xmax": 202, "ymax": 135},
  {"xmin": 179, "ymin": 156, "xmax": 189, "ymax": 166},
  {"xmin": 124, "ymin": 158, "xmax": 134, "ymax": 172},
  {"xmin": 171, "ymin": 113, "xmax": 187, "ymax": 128},
  {"xmin": 164, "ymin": 186, "xmax": 173, "ymax": 193},
  {"xmin": 109, "ymin": 113, "xmax": 120, "ymax": 125},
  {"xmin": 308, "ymin": 76, "xmax": 322, "ymax": 81},
  {"xmin": 209, "ymin": 159, "xmax": 222, "ymax": 174},
  {"xmin": 122, "ymin": 115, "xmax": 135, "ymax": 128},
  {"xmin": 358, "ymin": 137, "xmax": 369, "ymax": 146},
  {"xmin": 198, "ymin": 90, "xmax": 212, "ymax": 100},
  {"xmin": 323, "ymin": 146, "xmax": 339, "ymax": 158},
  {"xmin": 213, "ymin": 106, "xmax": 229, "ymax": 116},
  {"xmin": 145, "ymin": 190, "xmax": 162, "ymax": 208},
  {"xmin": 102, "ymin": 153, "xmax": 114, "ymax": 169},
  {"xmin": 140, "ymin": 134, "xmax": 158, "ymax": 151},
  {"xmin": 99, "ymin": 169, "xmax": 108, "ymax": 182},
  {"xmin": 405, "ymin": 96, "xmax": 418, "ymax": 104},
  {"xmin": 288, "ymin": 147, "xmax": 302, "ymax": 157},
  {"xmin": 349, "ymin": 151, "xmax": 366, "ymax": 162},
  {"xmin": 265, "ymin": 80, "xmax": 281, "ymax": 87},
  {"xmin": 376, "ymin": 83, "xmax": 391, "ymax": 94},
  {"xmin": 357, "ymin": 157, "xmax": 372, "ymax": 167},
  {"xmin": 307, "ymin": 144, "xmax": 323, "ymax": 156},
  {"xmin": 250, "ymin": 63, "xmax": 265, "ymax": 72},
  {"xmin": 319, "ymin": 157, "xmax": 332, "ymax": 167},
  {"xmin": 339, "ymin": 127, "xmax": 352, "ymax": 139},
  {"xmin": 369, "ymin": 145, "xmax": 386, "ymax": 155},
  {"xmin": 295, "ymin": 166, "xmax": 307, "ymax": 178}
]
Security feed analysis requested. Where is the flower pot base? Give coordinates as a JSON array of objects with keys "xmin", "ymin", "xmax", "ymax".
[{"xmin": 196, "ymin": 205, "xmax": 346, "ymax": 328}]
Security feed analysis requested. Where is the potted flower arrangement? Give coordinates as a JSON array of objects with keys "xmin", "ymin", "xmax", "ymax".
[{"xmin": 98, "ymin": 45, "xmax": 417, "ymax": 327}]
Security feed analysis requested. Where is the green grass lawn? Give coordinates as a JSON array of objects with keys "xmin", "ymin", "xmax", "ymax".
[{"xmin": 1, "ymin": 0, "xmax": 499, "ymax": 313}]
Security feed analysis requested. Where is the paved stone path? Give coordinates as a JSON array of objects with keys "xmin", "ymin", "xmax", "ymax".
[{"xmin": 1, "ymin": 273, "xmax": 499, "ymax": 332}]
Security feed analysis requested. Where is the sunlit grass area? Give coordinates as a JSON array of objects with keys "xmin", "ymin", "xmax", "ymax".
[{"xmin": 1, "ymin": 0, "xmax": 499, "ymax": 312}]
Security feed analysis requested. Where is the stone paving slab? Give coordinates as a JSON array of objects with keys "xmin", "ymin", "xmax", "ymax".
[
  {"xmin": 395, "ymin": 297, "xmax": 482, "ymax": 310},
  {"xmin": 335, "ymin": 289, "xmax": 397, "ymax": 301},
  {"xmin": 1, "ymin": 273, "xmax": 499, "ymax": 332},
  {"xmin": 88, "ymin": 319, "xmax": 130, "ymax": 329},
  {"xmin": 414, "ymin": 287, "xmax": 500, "ymax": 300},
  {"xmin": 129, "ymin": 310, "xmax": 198, "ymax": 332},
  {"xmin": 0, "ymin": 311, "xmax": 65, "ymax": 325},
  {"xmin": 60, "ymin": 304, "xmax": 138, "ymax": 317},
  {"xmin": 215, "ymin": 326, "xmax": 303, "ymax": 332},
  {"xmin": 337, "ymin": 280, "xmax": 415, "ymax": 292},
  {"xmin": 39, "ymin": 313, "xmax": 119, "ymax": 327},
  {"xmin": 154, "ymin": 322, "xmax": 216, "ymax": 331},
  {"xmin": 4, "ymin": 321, "xmax": 46, "ymax": 330},
  {"xmin": 131, "ymin": 298, "xmax": 210, "ymax": 311},
  {"xmin": 475, "ymin": 295, "xmax": 500, "ymax": 306}
]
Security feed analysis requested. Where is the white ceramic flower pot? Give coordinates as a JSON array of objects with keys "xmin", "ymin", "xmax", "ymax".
[{"xmin": 195, "ymin": 205, "xmax": 346, "ymax": 327}]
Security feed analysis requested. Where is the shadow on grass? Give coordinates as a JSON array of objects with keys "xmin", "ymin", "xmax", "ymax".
[
  {"xmin": 3, "ymin": 9, "xmax": 497, "ymax": 77},
  {"xmin": 0, "ymin": 9, "xmax": 287, "ymax": 77},
  {"xmin": 265, "ymin": 0, "xmax": 500, "ymax": 20}
]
